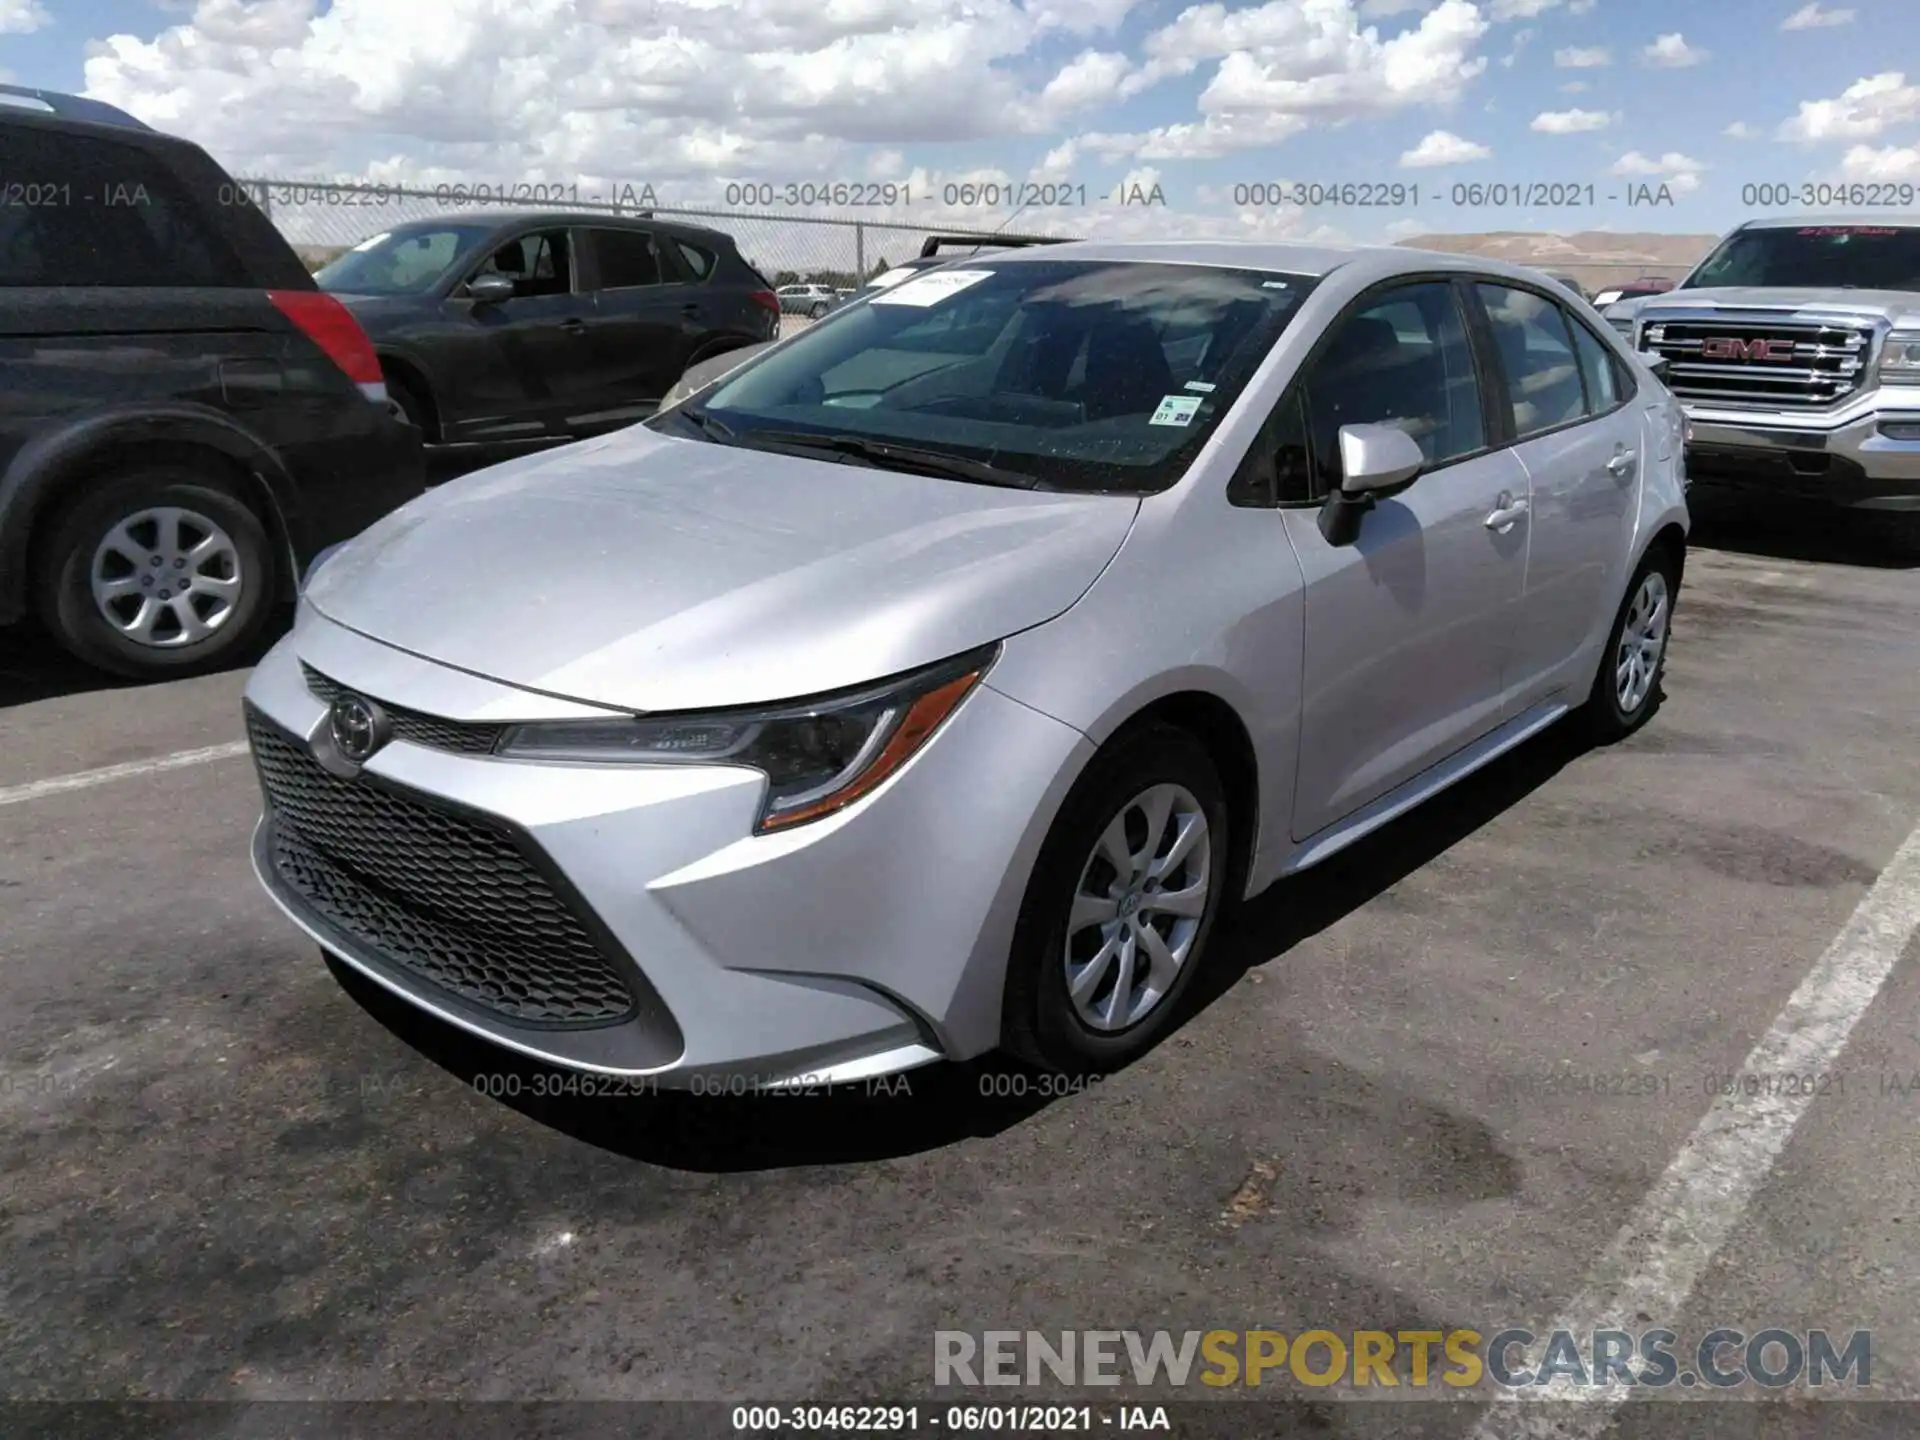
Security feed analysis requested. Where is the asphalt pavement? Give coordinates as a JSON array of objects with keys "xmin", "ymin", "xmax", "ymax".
[{"xmin": 1, "ymin": 482, "xmax": 1917, "ymax": 1440}]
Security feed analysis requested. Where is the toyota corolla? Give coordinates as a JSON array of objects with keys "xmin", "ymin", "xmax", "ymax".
[{"xmin": 244, "ymin": 241, "xmax": 1688, "ymax": 1085}]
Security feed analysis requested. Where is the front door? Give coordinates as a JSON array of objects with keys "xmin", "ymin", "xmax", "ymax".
[
  {"xmin": 571, "ymin": 225, "xmax": 695, "ymax": 429},
  {"xmin": 438, "ymin": 227, "xmax": 594, "ymax": 442},
  {"xmin": 1280, "ymin": 279, "xmax": 1531, "ymax": 840}
]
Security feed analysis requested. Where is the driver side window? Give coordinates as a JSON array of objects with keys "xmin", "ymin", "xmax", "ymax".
[
  {"xmin": 470, "ymin": 228, "xmax": 572, "ymax": 298},
  {"xmin": 1300, "ymin": 282, "xmax": 1485, "ymax": 498}
]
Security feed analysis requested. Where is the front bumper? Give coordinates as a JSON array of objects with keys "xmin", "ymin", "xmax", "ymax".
[
  {"xmin": 1681, "ymin": 393, "xmax": 1920, "ymax": 509},
  {"xmin": 242, "ymin": 612, "xmax": 1092, "ymax": 1087}
]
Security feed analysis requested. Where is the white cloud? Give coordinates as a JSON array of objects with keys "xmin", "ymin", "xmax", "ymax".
[
  {"xmin": 1400, "ymin": 128, "xmax": 1489, "ymax": 165},
  {"xmin": 1778, "ymin": 72, "xmax": 1920, "ymax": 143},
  {"xmin": 1488, "ymin": 0, "xmax": 1561, "ymax": 18},
  {"xmin": 1039, "ymin": 50, "xmax": 1131, "ymax": 113},
  {"xmin": 1554, "ymin": 45, "xmax": 1609, "ymax": 67},
  {"xmin": 1568, "ymin": 0, "xmax": 1595, "ymax": 11},
  {"xmin": 1103, "ymin": 0, "xmax": 1492, "ymax": 156},
  {"xmin": 1500, "ymin": 27, "xmax": 1534, "ymax": 67},
  {"xmin": 1560, "ymin": 80, "xmax": 1589, "ymax": 92},
  {"xmin": 1531, "ymin": 107, "xmax": 1613, "ymax": 132},
  {"xmin": 1359, "ymin": 0, "xmax": 1427, "ymax": 14},
  {"xmin": 78, "ymin": 0, "xmax": 1155, "ymax": 183},
  {"xmin": 1836, "ymin": 142, "xmax": 1920, "ymax": 180},
  {"xmin": 1781, "ymin": 3, "xmax": 1854, "ymax": 30},
  {"xmin": 1641, "ymin": 33, "xmax": 1706, "ymax": 67},
  {"xmin": 1723, "ymin": 120, "xmax": 1757, "ymax": 138},
  {"xmin": 1383, "ymin": 216, "xmax": 1428, "ymax": 240},
  {"xmin": 0, "ymin": 0, "xmax": 48, "ymax": 34},
  {"xmin": 1610, "ymin": 148, "xmax": 1705, "ymax": 193}
]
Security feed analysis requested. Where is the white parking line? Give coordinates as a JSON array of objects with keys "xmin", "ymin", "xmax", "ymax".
[
  {"xmin": 1473, "ymin": 816, "xmax": 1920, "ymax": 1436},
  {"xmin": 0, "ymin": 740, "xmax": 250, "ymax": 808}
]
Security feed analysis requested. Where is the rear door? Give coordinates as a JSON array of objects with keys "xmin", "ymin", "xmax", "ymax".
[
  {"xmin": 1473, "ymin": 282, "xmax": 1641, "ymax": 713},
  {"xmin": 572, "ymin": 225, "xmax": 695, "ymax": 427},
  {"xmin": 1279, "ymin": 278, "xmax": 1532, "ymax": 840}
]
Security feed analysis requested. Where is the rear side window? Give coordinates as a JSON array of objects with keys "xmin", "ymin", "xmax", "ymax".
[
  {"xmin": 1568, "ymin": 316, "xmax": 1625, "ymax": 413},
  {"xmin": 587, "ymin": 228, "xmax": 665, "ymax": 289},
  {"xmin": 0, "ymin": 127, "xmax": 244, "ymax": 287},
  {"xmin": 1476, "ymin": 283, "xmax": 1588, "ymax": 438},
  {"xmin": 675, "ymin": 240, "xmax": 714, "ymax": 279}
]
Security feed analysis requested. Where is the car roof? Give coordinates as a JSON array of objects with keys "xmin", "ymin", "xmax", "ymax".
[
  {"xmin": 0, "ymin": 84, "xmax": 153, "ymax": 132},
  {"xmin": 1736, "ymin": 213, "xmax": 1920, "ymax": 231},
  {"xmin": 372, "ymin": 210, "xmax": 735, "ymax": 244},
  {"xmin": 974, "ymin": 237, "xmax": 1606, "ymax": 289}
]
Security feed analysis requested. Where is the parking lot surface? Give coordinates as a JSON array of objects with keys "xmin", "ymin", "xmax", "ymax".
[{"xmin": 2, "ymin": 486, "xmax": 1917, "ymax": 1437}]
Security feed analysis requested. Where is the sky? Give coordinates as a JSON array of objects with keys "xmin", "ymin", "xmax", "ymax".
[{"xmin": 2, "ymin": 0, "xmax": 1918, "ymax": 248}]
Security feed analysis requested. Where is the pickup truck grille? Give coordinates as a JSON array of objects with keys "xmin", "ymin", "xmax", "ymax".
[{"xmin": 1640, "ymin": 317, "xmax": 1878, "ymax": 410}]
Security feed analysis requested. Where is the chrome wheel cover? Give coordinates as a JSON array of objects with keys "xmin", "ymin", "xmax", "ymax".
[
  {"xmin": 89, "ymin": 506, "xmax": 244, "ymax": 649},
  {"xmin": 1064, "ymin": 782, "xmax": 1212, "ymax": 1032},
  {"xmin": 1615, "ymin": 570, "xmax": 1670, "ymax": 715}
]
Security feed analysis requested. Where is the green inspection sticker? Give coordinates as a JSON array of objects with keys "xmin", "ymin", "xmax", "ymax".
[{"xmin": 1150, "ymin": 395, "xmax": 1202, "ymax": 426}]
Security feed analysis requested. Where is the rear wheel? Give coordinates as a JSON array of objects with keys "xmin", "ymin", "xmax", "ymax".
[
  {"xmin": 1000, "ymin": 724, "xmax": 1231, "ymax": 1074},
  {"xmin": 34, "ymin": 465, "xmax": 278, "ymax": 680},
  {"xmin": 384, "ymin": 369, "xmax": 433, "ymax": 440},
  {"xmin": 808, "ymin": 301, "xmax": 829, "ymax": 320},
  {"xmin": 1584, "ymin": 544, "xmax": 1679, "ymax": 743}
]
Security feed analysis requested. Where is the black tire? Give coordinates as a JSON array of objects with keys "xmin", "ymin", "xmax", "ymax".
[
  {"xmin": 385, "ymin": 369, "xmax": 433, "ymax": 440},
  {"xmin": 1001, "ymin": 723, "xmax": 1232, "ymax": 1074},
  {"xmin": 809, "ymin": 302, "xmax": 828, "ymax": 320},
  {"xmin": 1583, "ymin": 542, "xmax": 1680, "ymax": 744},
  {"xmin": 33, "ymin": 465, "xmax": 278, "ymax": 681}
]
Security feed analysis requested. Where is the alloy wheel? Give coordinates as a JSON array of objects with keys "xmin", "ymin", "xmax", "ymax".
[
  {"xmin": 1615, "ymin": 569, "xmax": 1670, "ymax": 714},
  {"xmin": 1063, "ymin": 782, "xmax": 1212, "ymax": 1032},
  {"xmin": 89, "ymin": 506, "xmax": 245, "ymax": 649}
]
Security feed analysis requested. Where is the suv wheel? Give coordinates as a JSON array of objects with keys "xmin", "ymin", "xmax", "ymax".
[
  {"xmin": 1584, "ymin": 544, "xmax": 1679, "ymax": 743},
  {"xmin": 35, "ymin": 465, "xmax": 278, "ymax": 680},
  {"xmin": 808, "ymin": 301, "xmax": 828, "ymax": 319},
  {"xmin": 1000, "ymin": 724, "xmax": 1231, "ymax": 1075},
  {"xmin": 385, "ymin": 372, "xmax": 432, "ymax": 439}
]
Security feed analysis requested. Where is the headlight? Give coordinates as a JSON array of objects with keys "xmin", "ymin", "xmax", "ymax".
[
  {"xmin": 1880, "ymin": 330, "xmax": 1920, "ymax": 378},
  {"xmin": 495, "ymin": 645, "xmax": 997, "ymax": 833}
]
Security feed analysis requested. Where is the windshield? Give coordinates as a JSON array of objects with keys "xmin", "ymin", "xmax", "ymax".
[
  {"xmin": 653, "ymin": 260, "xmax": 1317, "ymax": 494},
  {"xmin": 1681, "ymin": 225, "xmax": 1920, "ymax": 292},
  {"xmin": 315, "ymin": 224, "xmax": 498, "ymax": 296}
]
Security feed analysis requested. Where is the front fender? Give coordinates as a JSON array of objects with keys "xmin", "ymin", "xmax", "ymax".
[{"xmin": 0, "ymin": 405, "xmax": 299, "ymax": 624}]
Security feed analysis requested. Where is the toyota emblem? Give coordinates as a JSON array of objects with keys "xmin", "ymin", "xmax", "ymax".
[{"xmin": 329, "ymin": 693, "xmax": 389, "ymax": 764}]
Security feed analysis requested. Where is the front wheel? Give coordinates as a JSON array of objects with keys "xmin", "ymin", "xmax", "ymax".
[
  {"xmin": 808, "ymin": 302, "xmax": 828, "ymax": 320},
  {"xmin": 1000, "ymin": 724, "xmax": 1231, "ymax": 1074},
  {"xmin": 34, "ymin": 466, "xmax": 278, "ymax": 680},
  {"xmin": 1584, "ymin": 545, "xmax": 1679, "ymax": 743}
]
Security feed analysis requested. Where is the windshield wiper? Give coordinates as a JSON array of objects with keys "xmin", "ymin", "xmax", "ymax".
[
  {"xmin": 663, "ymin": 405, "xmax": 736, "ymax": 443},
  {"xmin": 736, "ymin": 430, "xmax": 1052, "ymax": 489}
]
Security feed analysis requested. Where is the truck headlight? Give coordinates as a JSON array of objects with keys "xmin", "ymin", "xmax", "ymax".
[
  {"xmin": 495, "ymin": 645, "xmax": 997, "ymax": 833},
  {"xmin": 1881, "ymin": 331, "xmax": 1920, "ymax": 378}
]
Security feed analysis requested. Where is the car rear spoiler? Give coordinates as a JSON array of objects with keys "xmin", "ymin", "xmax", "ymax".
[
  {"xmin": 918, "ymin": 234, "xmax": 1072, "ymax": 258},
  {"xmin": 0, "ymin": 84, "xmax": 152, "ymax": 130}
]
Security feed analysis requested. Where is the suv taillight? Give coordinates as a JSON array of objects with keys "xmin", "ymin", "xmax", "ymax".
[
  {"xmin": 749, "ymin": 289, "xmax": 779, "ymax": 313},
  {"xmin": 267, "ymin": 290, "xmax": 386, "ymax": 402}
]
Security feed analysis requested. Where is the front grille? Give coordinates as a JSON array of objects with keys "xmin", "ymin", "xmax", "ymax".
[
  {"xmin": 248, "ymin": 710, "xmax": 639, "ymax": 1028},
  {"xmin": 302, "ymin": 665, "xmax": 504, "ymax": 755},
  {"xmin": 1643, "ymin": 317, "xmax": 1879, "ymax": 409}
]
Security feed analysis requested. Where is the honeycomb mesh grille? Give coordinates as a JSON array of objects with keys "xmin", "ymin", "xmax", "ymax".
[
  {"xmin": 249, "ymin": 710, "xmax": 639, "ymax": 1028},
  {"xmin": 302, "ymin": 664, "xmax": 505, "ymax": 755}
]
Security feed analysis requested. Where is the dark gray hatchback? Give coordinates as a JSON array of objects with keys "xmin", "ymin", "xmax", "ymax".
[{"xmin": 0, "ymin": 86, "xmax": 423, "ymax": 680}]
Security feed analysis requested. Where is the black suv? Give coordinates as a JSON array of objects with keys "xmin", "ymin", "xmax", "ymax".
[
  {"xmin": 0, "ymin": 86, "xmax": 424, "ymax": 680},
  {"xmin": 312, "ymin": 212, "xmax": 781, "ymax": 443}
]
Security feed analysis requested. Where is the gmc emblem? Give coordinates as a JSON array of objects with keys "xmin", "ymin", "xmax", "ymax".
[{"xmin": 1701, "ymin": 336, "xmax": 1798, "ymax": 362}]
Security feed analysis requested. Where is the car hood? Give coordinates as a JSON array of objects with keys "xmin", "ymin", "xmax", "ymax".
[
  {"xmin": 304, "ymin": 425, "xmax": 1139, "ymax": 713},
  {"xmin": 1637, "ymin": 286, "xmax": 1920, "ymax": 326}
]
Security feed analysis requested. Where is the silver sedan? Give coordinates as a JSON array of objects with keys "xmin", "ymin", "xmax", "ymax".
[{"xmin": 245, "ymin": 241, "xmax": 1688, "ymax": 1085}]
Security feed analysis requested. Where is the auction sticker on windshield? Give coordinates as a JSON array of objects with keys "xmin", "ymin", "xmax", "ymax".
[
  {"xmin": 871, "ymin": 270, "xmax": 996, "ymax": 306},
  {"xmin": 868, "ymin": 267, "xmax": 923, "ymax": 290},
  {"xmin": 1150, "ymin": 395, "xmax": 1202, "ymax": 427}
]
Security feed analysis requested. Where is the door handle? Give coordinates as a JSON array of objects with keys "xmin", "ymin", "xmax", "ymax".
[
  {"xmin": 560, "ymin": 317, "xmax": 586, "ymax": 333},
  {"xmin": 1485, "ymin": 492, "xmax": 1529, "ymax": 532},
  {"xmin": 1607, "ymin": 448, "xmax": 1636, "ymax": 477},
  {"xmin": 681, "ymin": 302, "xmax": 703, "ymax": 316}
]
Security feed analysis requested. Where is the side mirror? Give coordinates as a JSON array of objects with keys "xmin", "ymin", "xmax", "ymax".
[
  {"xmin": 1337, "ymin": 423, "xmax": 1425, "ymax": 494},
  {"xmin": 1638, "ymin": 350, "xmax": 1671, "ymax": 382},
  {"xmin": 467, "ymin": 273, "xmax": 515, "ymax": 305},
  {"xmin": 1318, "ymin": 423, "xmax": 1424, "ymax": 547}
]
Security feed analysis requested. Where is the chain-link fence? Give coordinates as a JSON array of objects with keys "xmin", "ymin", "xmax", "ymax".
[
  {"xmin": 232, "ymin": 177, "xmax": 1712, "ymax": 297},
  {"xmin": 233, "ymin": 178, "xmax": 1082, "ymax": 285}
]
